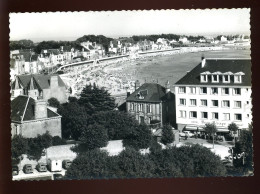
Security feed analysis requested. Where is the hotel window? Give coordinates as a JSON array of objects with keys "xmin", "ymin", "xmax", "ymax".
[
  {"xmin": 222, "ymin": 100, "xmax": 230, "ymax": 108},
  {"xmin": 190, "ymin": 111, "xmax": 197, "ymax": 118},
  {"xmin": 234, "ymin": 114, "xmax": 242, "ymax": 121},
  {"xmin": 201, "ymin": 112, "xmax": 208, "ymax": 119},
  {"xmin": 147, "ymin": 104, "xmax": 151, "ymax": 113},
  {"xmin": 201, "ymin": 75, "xmax": 208, "ymax": 82},
  {"xmin": 223, "ymin": 75, "xmax": 230, "ymax": 83},
  {"xmin": 212, "ymin": 75, "xmax": 219, "ymax": 82},
  {"xmin": 234, "ymin": 88, "xmax": 241, "ymax": 95},
  {"xmin": 190, "ymin": 99, "xmax": 197, "ymax": 106},
  {"xmin": 189, "ymin": 87, "xmax": 196, "ymax": 94},
  {"xmin": 201, "ymin": 99, "xmax": 207, "ymax": 106},
  {"xmin": 222, "ymin": 88, "xmax": 229, "ymax": 95},
  {"xmin": 234, "ymin": 75, "xmax": 242, "ymax": 83},
  {"xmin": 211, "ymin": 87, "xmax": 218, "ymax": 95},
  {"xmin": 180, "ymin": 110, "xmax": 186, "ymax": 118},
  {"xmin": 212, "ymin": 112, "xmax": 219, "ymax": 120},
  {"xmin": 200, "ymin": 87, "xmax": 207, "ymax": 94},
  {"xmin": 223, "ymin": 113, "xmax": 230, "ymax": 120},
  {"xmin": 180, "ymin": 98, "xmax": 186, "ymax": 105},
  {"xmin": 212, "ymin": 100, "xmax": 219, "ymax": 107},
  {"xmin": 138, "ymin": 104, "xmax": 144, "ymax": 112},
  {"xmin": 234, "ymin": 101, "xmax": 242, "ymax": 108},
  {"xmin": 179, "ymin": 87, "xmax": 186, "ymax": 94}
]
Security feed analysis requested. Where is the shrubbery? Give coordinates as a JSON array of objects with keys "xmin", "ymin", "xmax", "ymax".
[{"xmin": 65, "ymin": 144, "xmax": 227, "ymax": 179}]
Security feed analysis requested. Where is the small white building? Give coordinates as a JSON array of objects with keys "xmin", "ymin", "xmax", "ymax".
[{"xmin": 174, "ymin": 58, "xmax": 252, "ymax": 133}]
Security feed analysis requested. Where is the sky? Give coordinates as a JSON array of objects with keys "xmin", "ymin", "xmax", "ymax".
[{"xmin": 9, "ymin": 9, "xmax": 250, "ymax": 42}]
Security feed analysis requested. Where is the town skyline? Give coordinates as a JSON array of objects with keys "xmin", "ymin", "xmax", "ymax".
[{"xmin": 10, "ymin": 9, "xmax": 250, "ymax": 42}]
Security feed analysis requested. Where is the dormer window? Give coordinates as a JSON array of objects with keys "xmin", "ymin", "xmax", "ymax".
[
  {"xmin": 200, "ymin": 71, "xmax": 210, "ymax": 83},
  {"xmin": 222, "ymin": 72, "xmax": 232, "ymax": 83},
  {"xmin": 234, "ymin": 72, "xmax": 245, "ymax": 83},
  {"xmin": 211, "ymin": 72, "xmax": 221, "ymax": 83}
]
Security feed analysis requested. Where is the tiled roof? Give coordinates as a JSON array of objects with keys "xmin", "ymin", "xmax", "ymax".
[
  {"xmin": 175, "ymin": 59, "xmax": 251, "ymax": 86},
  {"xmin": 12, "ymin": 74, "xmax": 66, "ymax": 90},
  {"xmin": 126, "ymin": 83, "xmax": 167, "ymax": 102},
  {"xmin": 11, "ymin": 96, "xmax": 60, "ymax": 122}
]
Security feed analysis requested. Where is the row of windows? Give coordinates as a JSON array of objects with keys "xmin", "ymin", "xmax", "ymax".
[
  {"xmin": 179, "ymin": 111, "xmax": 244, "ymax": 121},
  {"xmin": 179, "ymin": 99, "xmax": 246, "ymax": 108},
  {"xmin": 178, "ymin": 87, "xmax": 243, "ymax": 95},
  {"xmin": 200, "ymin": 74, "xmax": 242, "ymax": 83},
  {"xmin": 130, "ymin": 103, "xmax": 151, "ymax": 113}
]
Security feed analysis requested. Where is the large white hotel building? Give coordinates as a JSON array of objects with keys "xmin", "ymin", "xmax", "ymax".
[{"xmin": 174, "ymin": 58, "xmax": 252, "ymax": 133}]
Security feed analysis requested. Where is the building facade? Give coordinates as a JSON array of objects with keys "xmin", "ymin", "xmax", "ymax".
[
  {"xmin": 126, "ymin": 81, "xmax": 176, "ymax": 128},
  {"xmin": 11, "ymin": 96, "xmax": 62, "ymax": 138},
  {"xmin": 174, "ymin": 58, "xmax": 252, "ymax": 132}
]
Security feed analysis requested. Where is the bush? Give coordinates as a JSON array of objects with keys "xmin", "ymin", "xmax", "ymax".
[
  {"xmin": 52, "ymin": 136, "xmax": 67, "ymax": 146},
  {"xmin": 11, "ymin": 135, "xmax": 28, "ymax": 164},
  {"xmin": 48, "ymin": 97, "xmax": 60, "ymax": 108}
]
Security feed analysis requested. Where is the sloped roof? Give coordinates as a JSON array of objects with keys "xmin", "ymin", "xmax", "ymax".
[
  {"xmin": 11, "ymin": 96, "xmax": 60, "ymax": 122},
  {"xmin": 12, "ymin": 74, "xmax": 66, "ymax": 90},
  {"xmin": 175, "ymin": 59, "xmax": 251, "ymax": 86},
  {"xmin": 126, "ymin": 83, "xmax": 167, "ymax": 102}
]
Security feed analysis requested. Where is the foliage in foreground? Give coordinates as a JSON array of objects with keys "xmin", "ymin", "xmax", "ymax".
[
  {"xmin": 161, "ymin": 124, "xmax": 174, "ymax": 145},
  {"xmin": 65, "ymin": 144, "xmax": 226, "ymax": 179}
]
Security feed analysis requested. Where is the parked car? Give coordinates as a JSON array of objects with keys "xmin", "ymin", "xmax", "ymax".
[
  {"xmin": 62, "ymin": 160, "xmax": 72, "ymax": 169},
  {"xmin": 23, "ymin": 164, "xmax": 33, "ymax": 174},
  {"xmin": 12, "ymin": 165, "xmax": 19, "ymax": 176},
  {"xmin": 53, "ymin": 173, "xmax": 63, "ymax": 180},
  {"xmin": 179, "ymin": 131, "xmax": 194, "ymax": 138},
  {"xmin": 36, "ymin": 162, "xmax": 47, "ymax": 172}
]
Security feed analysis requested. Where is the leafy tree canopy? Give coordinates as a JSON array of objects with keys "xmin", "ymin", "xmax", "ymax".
[
  {"xmin": 11, "ymin": 135, "xmax": 29, "ymax": 164},
  {"xmin": 161, "ymin": 124, "xmax": 174, "ymax": 145},
  {"xmin": 48, "ymin": 97, "xmax": 60, "ymax": 108}
]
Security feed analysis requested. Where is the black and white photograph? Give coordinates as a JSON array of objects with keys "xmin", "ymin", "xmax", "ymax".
[{"xmin": 9, "ymin": 9, "xmax": 252, "ymax": 181}]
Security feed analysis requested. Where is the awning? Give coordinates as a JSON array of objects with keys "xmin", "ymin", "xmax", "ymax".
[
  {"xmin": 217, "ymin": 128, "xmax": 229, "ymax": 133},
  {"xmin": 184, "ymin": 126, "xmax": 204, "ymax": 131}
]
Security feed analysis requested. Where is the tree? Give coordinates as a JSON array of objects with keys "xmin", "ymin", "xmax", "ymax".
[
  {"xmin": 58, "ymin": 102, "xmax": 88, "ymax": 140},
  {"xmin": 233, "ymin": 127, "xmax": 253, "ymax": 171},
  {"xmin": 204, "ymin": 122, "xmax": 217, "ymax": 148},
  {"xmin": 90, "ymin": 110, "xmax": 139, "ymax": 140},
  {"xmin": 52, "ymin": 136, "xmax": 67, "ymax": 146},
  {"xmin": 79, "ymin": 123, "xmax": 108, "ymax": 150},
  {"xmin": 228, "ymin": 122, "xmax": 239, "ymax": 142},
  {"xmin": 78, "ymin": 84, "xmax": 116, "ymax": 114},
  {"xmin": 65, "ymin": 149, "xmax": 112, "ymax": 179},
  {"xmin": 123, "ymin": 123, "xmax": 152, "ymax": 150},
  {"xmin": 48, "ymin": 97, "xmax": 60, "ymax": 108},
  {"xmin": 116, "ymin": 147, "xmax": 155, "ymax": 178},
  {"xmin": 161, "ymin": 124, "xmax": 174, "ymax": 145},
  {"xmin": 11, "ymin": 135, "xmax": 28, "ymax": 164}
]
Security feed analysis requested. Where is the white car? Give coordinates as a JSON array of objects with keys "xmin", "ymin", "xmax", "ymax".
[{"xmin": 179, "ymin": 131, "xmax": 194, "ymax": 138}]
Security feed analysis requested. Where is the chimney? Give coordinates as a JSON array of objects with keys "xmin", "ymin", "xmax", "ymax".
[
  {"xmin": 135, "ymin": 80, "xmax": 140, "ymax": 91},
  {"xmin": 201, "ymin": 57, "xmax": 206, "ymax": 68},
  {"xmin": 50, "ymin": 75, "xmax": 59, "ymax": 89},
  {"xmin": 34, "ymin": 99, "xmax": 47, "ymax": 119},
  {"xmin": 165, "ymin": 80, "xmax": 170, "ymax": 93}
]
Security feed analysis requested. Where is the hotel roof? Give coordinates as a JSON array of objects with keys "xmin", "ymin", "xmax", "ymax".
[{"xmin": 175, "ymin": 58, "xmax": 251, "ymax": 86}]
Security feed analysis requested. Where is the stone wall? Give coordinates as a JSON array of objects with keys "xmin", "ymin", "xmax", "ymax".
[{"xmin": 20, "ymin": 117, "xmax": 61, "ymax": 138}]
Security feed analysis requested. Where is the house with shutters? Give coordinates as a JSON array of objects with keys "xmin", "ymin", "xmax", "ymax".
[
  {"xmin": 126, "ymin": 80, "xmax": 176, "ymax": 128},
  {"xmin": 11, "ymin": 74, "xmax": 67, "ymax": 103},
  {"xmin": 174, "ymin": 58, "xmax": 252, "ymax": 133},
  {"xmin": 11, "ymin": 95, "xmax": 61, "ymax": 138}
]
